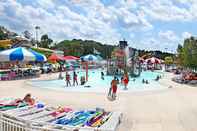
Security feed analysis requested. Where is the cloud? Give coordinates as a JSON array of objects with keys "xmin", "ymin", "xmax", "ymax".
[
  {"xmin": 0, "ymin": 0, "xmax": 154, "ymax": 45},
  {"xmin": 159, "ymin": 30, "xmax": 179, "ymax": 42},
  {"xmin": 36, "ymin": 0, "xmax": 55, "ymax": 9},
  {"xmin": 182, "ymin": 32, "xmax": 192, "ymax": 39},
  {"xmin": 0, "ymin": 0, "xmax": 122, "ymax": 44},
  {"xmin": 140, "ymin": 0, "xmax": 196, "ymax": 21},
  {"xmin": 0, "ymin": 0, "xmax": 196, "ymax": 53}
]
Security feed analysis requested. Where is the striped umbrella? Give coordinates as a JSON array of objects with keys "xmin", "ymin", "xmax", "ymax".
[
  {"xmin": 28, "ymin": 49, "xmax": 47, "ymax": 62},
  {"xmin": 145, "ymin": 57, "xmax": 161, "ymax": 64},
  {"xmin": 0, "ymin": 47, "xmax": 46, "ymax": 62},
  {"xmin": 81, "ymin": 54, "xmax": 98, "ymax": 61}
]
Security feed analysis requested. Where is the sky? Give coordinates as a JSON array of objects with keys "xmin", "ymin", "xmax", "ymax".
[{"xmin": 0, "ymin": 0, "xmax": 197, "ymax": 53}]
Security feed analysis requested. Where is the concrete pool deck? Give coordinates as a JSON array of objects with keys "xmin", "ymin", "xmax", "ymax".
[{"xmin": 0, "ymin": 72, "xmax": 197, "ymax": 131}]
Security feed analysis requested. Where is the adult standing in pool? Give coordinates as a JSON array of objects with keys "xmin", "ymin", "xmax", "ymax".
[
  {"xmin": 65, "ymin": 72, "xmax": 71, "ymax": 87},
  {"xmin": 73, "ymin": 71, "xmax": 78, "ymax": 86}
]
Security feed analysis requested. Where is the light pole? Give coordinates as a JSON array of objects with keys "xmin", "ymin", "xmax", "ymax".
[{"xmin": 35, "ymin": 26, "xmax": 40, "ymax": 48}]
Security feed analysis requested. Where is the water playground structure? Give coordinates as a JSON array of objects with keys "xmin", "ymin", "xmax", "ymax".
[{"xmin": 107, "ymin": 40, "xmax": 142, "ymax": 77}]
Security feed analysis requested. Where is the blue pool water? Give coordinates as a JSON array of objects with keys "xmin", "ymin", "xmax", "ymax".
[{"xmin": 30, "ymin": 69, "xmax": 166, "ymax": 93}]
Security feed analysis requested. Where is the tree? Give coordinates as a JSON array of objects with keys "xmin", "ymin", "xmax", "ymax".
[
  {"xmin": 164, "ymin": 56, "xmax": 173, "ymax": 70},
  {"xmin": 183, "ymin": 37, "xmax": 197, "ymax": 68},
  {"xmin": 39, "ymin": 34, "xmax": 53, "ymax": 48},
  {"xmin": 176, "ymin": 44, "xmax": 184, "ymax": 66},
  {"xmin": 177, "ymin": 36, "xmax": 197, "ymax": 69},
  {"xmin": 165, "ymin": 56, "xmax": 173, "ymax": 65},
  {"xmin": 0, "ymin": 29, "xmax": 8, "ymax": 40}
]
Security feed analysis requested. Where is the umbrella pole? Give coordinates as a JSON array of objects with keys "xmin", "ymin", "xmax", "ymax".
[{"xmin": 86, "ymin": 62, "xmax": 88, "ymax": 81}]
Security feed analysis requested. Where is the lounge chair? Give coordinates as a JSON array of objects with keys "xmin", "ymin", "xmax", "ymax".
[
  {"xmin": 188, "ymin": 80, "xmax": 197, "ymax": 85},
  {"xmin": 20, "ymin": 107, "xmax": 54, "ymax": 120},
  {"xmin": 33, "ymin": 107, "xmax": 73, "ymax": 123}
]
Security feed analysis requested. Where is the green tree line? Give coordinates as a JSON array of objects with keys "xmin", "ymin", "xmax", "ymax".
[{"xmin": 177, "ymin": 36, "xmax": 197, "ymax": 69}]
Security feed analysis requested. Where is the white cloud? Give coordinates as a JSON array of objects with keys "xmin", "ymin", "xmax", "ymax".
[
  {"xmin": 0, "ymin": 0, "xmax": 122, "ymax": 44},
  {"xmin": 182, "ymin": 32, "xmax": 192, "ymax": 39},
  {"xmin": 0, "ymin": 0, "xmax": 154, "ymax": 44},
  {"xmin": 140, "ymin": 0, "xmax": 196, "ymax": 21},
  {"xmin": 0, "ymin": 0, "xmax": 196, "ymax": 53},
  {"xmin": 159, "ymin": 30, "xmax": 179, "ymax": 42},
  {"xmin": 36, "ymin": 0, "xmax": 55, "ymax": 9}
]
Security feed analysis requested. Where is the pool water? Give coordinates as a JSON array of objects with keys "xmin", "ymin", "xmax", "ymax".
[{"xmin": 30, "ymin": 69, "xmax": 166, "ymax": 93}]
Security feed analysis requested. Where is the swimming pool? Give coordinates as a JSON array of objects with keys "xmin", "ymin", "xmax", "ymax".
[{"xmin": 30, "ymin": 69, "xmax": 166, "ymax": 93}]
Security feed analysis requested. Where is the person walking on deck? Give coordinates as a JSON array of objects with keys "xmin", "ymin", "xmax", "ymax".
[
  {"xmin": 111, "ymin": 77, "xmax": 118, "ymax": 100},
  {"xmin": 66, "ymin": 72, "xmax": 71, "ymax": 87},
  {"xmin": 73, "ymin": 71, "xmax": 78, "ymax": 86},
  {"xmin": 123, "ymin": 74, "xmax": 129, "ymax": 90}
]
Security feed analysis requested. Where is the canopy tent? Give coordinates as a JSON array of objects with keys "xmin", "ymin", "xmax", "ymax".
[
  {"xmin": 95, "ymin": 55, "xmax": 103, "ymax": 61},
  {"xmin": 139, "ymin": 57, "xmax": 144, "ymax": 63},
  {"xmin": 81, "ymin": 54, "xmax": 98, "ymax": 61},
  {"xmin": 28, "ymin": 49, "xmax": 47, "ymax": 62},
  {"xmin": 48, "ymin": 54, "xmax": 64, "ymax": 62},
  {"xmin": 64, "ymin": 56, "xmax": 80, "ymax": 60},
  {"xmin": 0, "ymin": 47, "xmax": 46, "ymax": 62},
  {"xmin": 145, "ymin": 57, "xmax": 162, "ymax": 64}
]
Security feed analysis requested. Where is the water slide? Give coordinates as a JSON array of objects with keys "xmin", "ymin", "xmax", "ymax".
[{"xmin": 0, "ymin": 39, "xmax": 12, "ymax": 48}]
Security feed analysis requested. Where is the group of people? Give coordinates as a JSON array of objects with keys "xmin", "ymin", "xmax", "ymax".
[
  {"xmin": 65, "ymin": 71, "xmax": 79, "ymax": 86},
  {"xmin": 58, "ymin": 71, "xmax": 86, "ymax": 87},
  {"xmin": 142, "ymin": 79, "xmax": 149, "ymax": 84},
  {"xmin": 108, "ymin": 73, "xmax": 129, "ymax": 100}
]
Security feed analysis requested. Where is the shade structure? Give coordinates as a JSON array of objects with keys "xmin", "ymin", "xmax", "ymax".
[
  {"xmin": 48, "ymin": 54, "xmax": 64, "ymax": 62},
  {"xmin": 64, "ymin": 56, "xmax": 80, "ymax": 60},
  {"xmin": 0, "ymin": 47, "xmax": 46, "ymax": 62},
  {"xmin": 145, "ymin": 57, "xmax": 161, "ymax": 64},
  {"xmin": 28, "ymin": 49, "xmax": 47, "ymax": 62},
  {"xmin": 81, "ymin": 54, "xmax": 98, "ymax": 61},
  {"xmin": 95, "ymin": 55, "xmax": 103, "ymax": 61},
  {"xmin": 114, "ymin": 49, "xmax": 125, "ymax": 57},
  {"xmin": 139, "ymin": 57, "xmax": 144, "ymax": 63}
]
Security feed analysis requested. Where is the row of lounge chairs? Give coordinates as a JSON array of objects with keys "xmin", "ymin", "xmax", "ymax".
[
  {"xmin": 0, "ymin": 69, "xmax": 40, "ymax": 81},
  {"xmin": 172, "ymin": 75, "xmax": 197, "ymax": 85},
  {"xmin": 0, "ymin": 97, "xmax": 122, "ymax": 131}
]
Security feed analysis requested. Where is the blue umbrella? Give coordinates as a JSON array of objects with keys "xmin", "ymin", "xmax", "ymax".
[
  {"xmin": 95, "ymin": 55, "xmax": 103, "ymax": 61},
  {"xmin": 0, "ymin": 47, "xmax": 46, "ymax": 62},
  {"xmin": 28, "ymin": 49, "xmax": 47, "ymax": 62},
  {"xmin": 81, "ymin": 54, "xmax": 98, "ymax": 61}
]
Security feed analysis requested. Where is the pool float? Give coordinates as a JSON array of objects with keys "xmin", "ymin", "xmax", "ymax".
[
  {"xmin": 56, "ymin": 110, "xmax": 96, "ymax": 126},
  {"xmin": 86, "ymin": 112, "xmax": 112, "ymax": 127},
  {"xmin": 68, "ymin": 111, "xmax": 96, "ymax": 126},
  {"xmin": 86, "ymin": 111, "xmax": 103, "ymax": 126},
  {"xmin": 92, "ymin": 112, "xmax": 112, "ymax": 127},
  {"xmin": 55, "ymin": 111, "xmax": 83, "ymax": 124}
]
